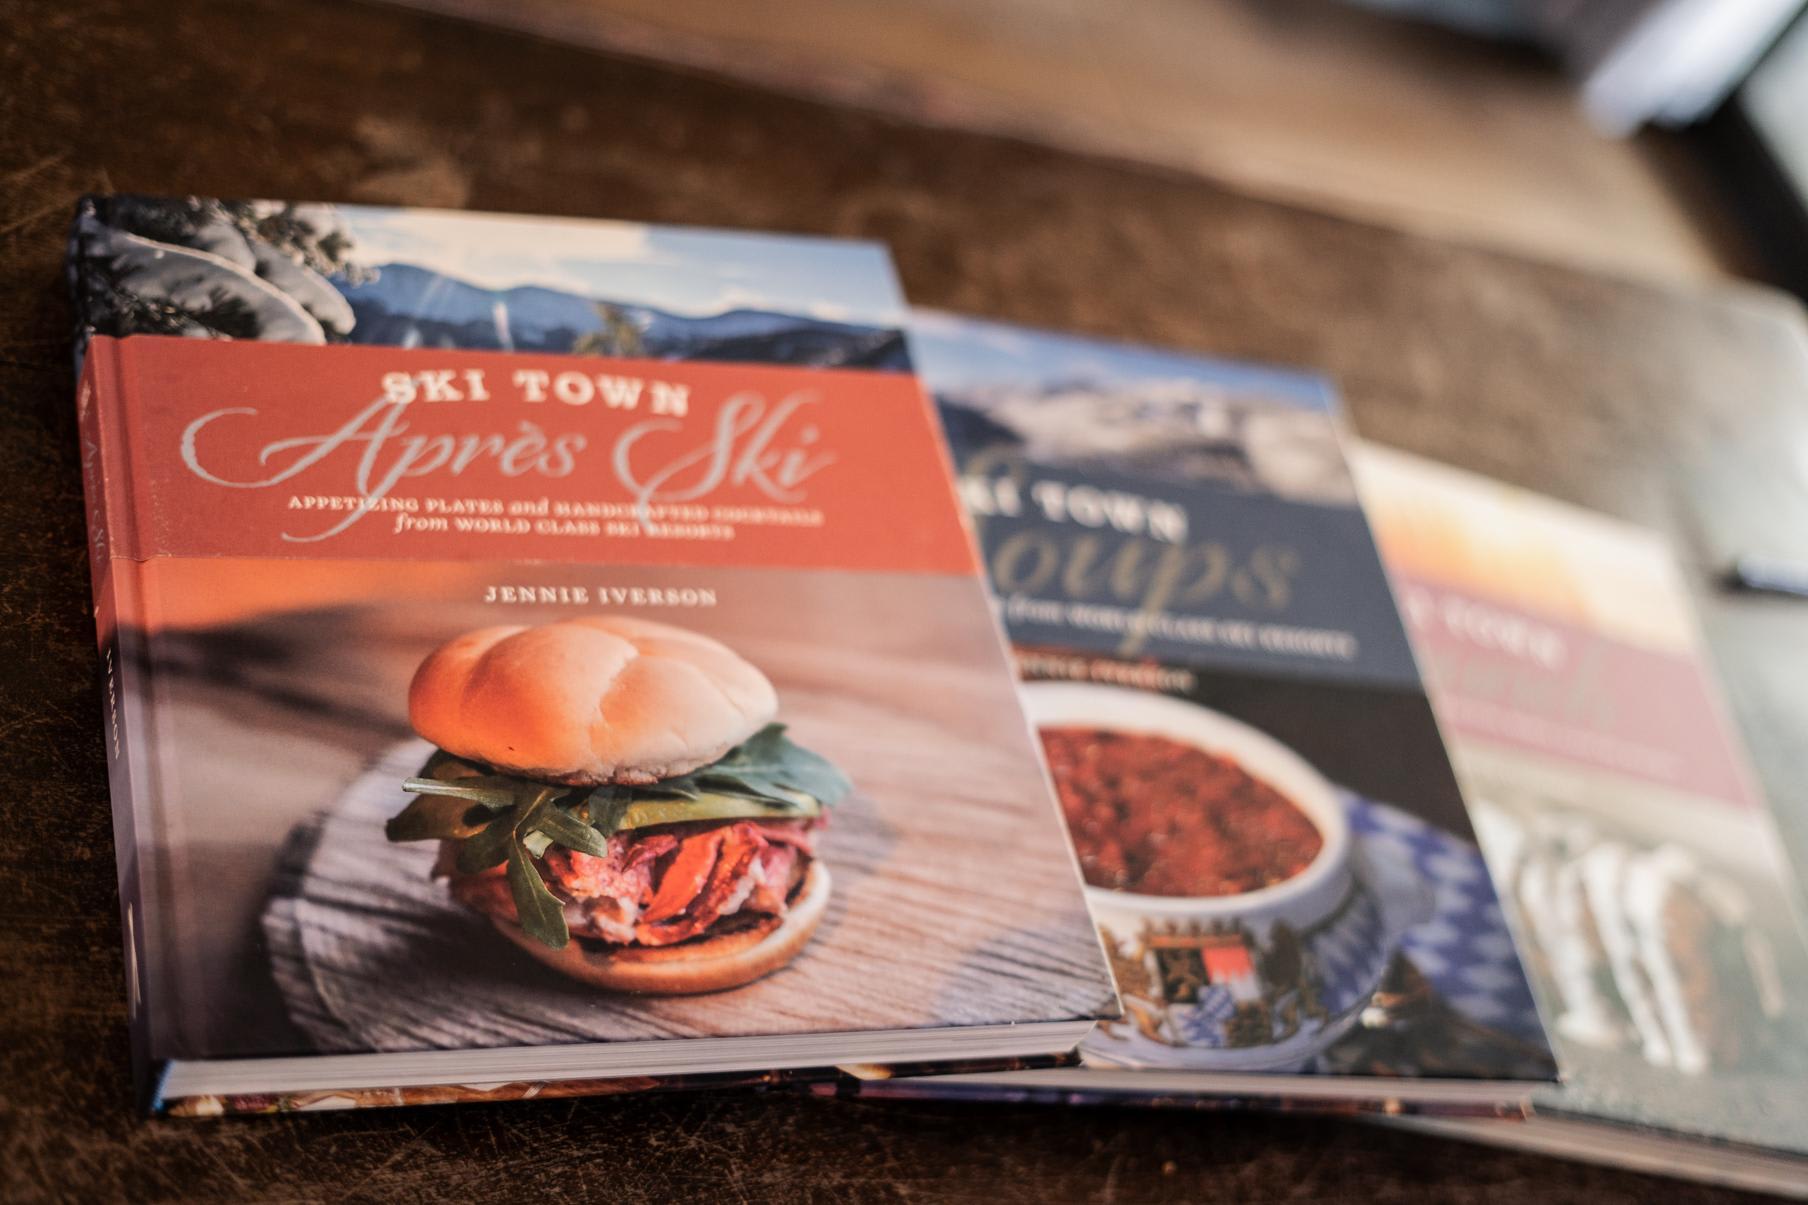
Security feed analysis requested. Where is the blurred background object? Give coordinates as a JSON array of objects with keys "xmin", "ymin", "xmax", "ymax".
[
  {"xmin": 374, "ymin": 0, "xmax": 1808, "ymax": 297},
  {"xmin": 1719, "ymin": 9, "xmax": 1808, "ymax": 294},
  {"xmin": 1522, "ymin": 0, "xmax": 1803, "ymax": 134},
  {"xmin": 1745, "ymin": 9, "xmax": 1808, "ymax": 178},
  {"xmin": 1343, "ymin": 0, "xmax": 1531, "ymax": 38}
]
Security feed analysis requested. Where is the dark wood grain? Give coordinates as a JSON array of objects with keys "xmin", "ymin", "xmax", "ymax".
[{"xmin": 3, "ymin": 0, "xmax": 1806, "ymax": 1199}]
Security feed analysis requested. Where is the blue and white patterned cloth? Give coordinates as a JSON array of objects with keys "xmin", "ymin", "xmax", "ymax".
[
  {"xmin": 1345, "ymin": 792, "xmax": 1544, "ymax": 1044},
  {"xmin": 1306, "ymin": 880, "xmax": 1389, "ymax": 1018}
]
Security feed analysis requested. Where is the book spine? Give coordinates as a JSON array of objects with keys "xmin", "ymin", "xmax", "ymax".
[
  {"xmin": 74, "ymin": 339, "xmax": 159, "ymax": 1114},
  {"xmin": 154, "ymin": 1053, "xmax": 1079, "ymax": 1117}
]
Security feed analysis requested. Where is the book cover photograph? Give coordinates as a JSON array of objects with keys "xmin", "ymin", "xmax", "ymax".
[
  {"xmin": 68, "ymin": 196, "xmax": 912, "ymax": 368},
  {"xmin": 906, "ymin": 312, "xmax": 1559, "ymax": 1099},
  {"xmin": 68, "ymin": 198, "xmax": 1117, "ymax": 1115},
  {"xmin": 1357, "ymin": 446, "xmax": 1808, "ymax": 1170}
]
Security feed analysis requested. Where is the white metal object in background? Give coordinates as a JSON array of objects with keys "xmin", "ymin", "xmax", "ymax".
[{"xmin": 1530, "ymin": 0, "xmax": 1806, "ymax": 133}]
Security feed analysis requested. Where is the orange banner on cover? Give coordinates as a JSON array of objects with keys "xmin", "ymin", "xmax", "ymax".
[{"xmin": 83, "ymin": 336, "xmax": 977, "ymax": 575}]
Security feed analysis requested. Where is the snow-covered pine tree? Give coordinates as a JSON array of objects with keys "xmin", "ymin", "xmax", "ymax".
[{"xmin": 70, "ymin": 195, "xmax": 369, "ymax": 344}]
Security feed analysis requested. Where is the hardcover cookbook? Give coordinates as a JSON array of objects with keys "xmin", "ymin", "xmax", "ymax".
[
  {"xmin": 1357, "ymin": 446, "xmax": 1808, "ymax": 1194},
  {"xmin": 894, "ymin": 312, "xmax": 1559, "ymax": 1108},
  {"xmin": 66, "ymin": 197, "xmax": 1117, "ymax": 1115}
]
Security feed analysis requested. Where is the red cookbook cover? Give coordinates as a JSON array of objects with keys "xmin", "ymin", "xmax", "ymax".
[{"xmin": 67, "ymin": 197, "xmax": 1116, "ymax": 1115}]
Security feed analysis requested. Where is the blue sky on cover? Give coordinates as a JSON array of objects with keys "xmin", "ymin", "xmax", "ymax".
[
  {"xmin": 908, "ymin": 308, "xmax": 1333, "ymax": 411},
  {"xmin": 340, "ymin": 205, "xmax": 908, "ymax": 326}
]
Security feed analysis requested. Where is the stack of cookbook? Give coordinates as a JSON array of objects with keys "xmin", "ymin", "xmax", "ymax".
[{"xmin": 68, "ymin": 197, "xmax": 1807, "ymax": 1193}]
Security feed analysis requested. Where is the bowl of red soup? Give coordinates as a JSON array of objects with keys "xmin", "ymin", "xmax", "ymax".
[{"xmin": 1027, "ymin": 683, "xmax": 1398, "ymax": 1071}]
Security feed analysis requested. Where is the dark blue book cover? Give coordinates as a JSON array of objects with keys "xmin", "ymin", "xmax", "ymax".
[{"xmin": 909, "ymin": 309, "xmax": 1557, "ymax": 1092}]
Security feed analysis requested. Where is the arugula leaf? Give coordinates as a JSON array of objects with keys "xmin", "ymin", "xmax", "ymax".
[
  {"xmin": 505, "ymin": 838, "xmax": 569, "ymax": 948},
  {"xmin": 452, "ymin": 786, "xmax": 553, "ymax": 872},
  {"xmin": 384, "ymin": 793, "xmax": 495, "ymax": 842},
  {"xmin": 455, "ymin": 812, "xmax": 517, "ymax": 874},
  {"xmin": 399, "ymin": 778, "xmax": 519, "ymax": 810},
  {"xmin": 532, "ymin": 805, "xmax": 614, "ymax": 858},
  {"xmin": 579, "ymin": 784, "xmax": 636, "ymax": 837},
  {"xmin": 659, "ymin": 725, "xmax": 852, "ymax": 808}
]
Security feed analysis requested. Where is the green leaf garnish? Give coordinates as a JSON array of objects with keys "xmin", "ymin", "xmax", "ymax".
[
  {"xmin": 580, "ymin": 784, "xmax": 636, "ymax": 835},
  {"xmin": 398, "ymin": 778, "xmax": 517, "ymax": 810},
  {"xmin": 531, "ymin": 805, "xmax": 614, "ymax": 858},
  {"xmin": 384, "ymin": 793, "xmax": 495, "ymax": 842},
  {"xmin": 654, "ymin": 725, "xmax": 852, "ymax": 809},
  {"xmin": 506, "ymin": 837, "xmax": 569, "ymax": 948},
  {"xmin": 454, "ymin": 812, "xmax": 517, "ymax": 874}
]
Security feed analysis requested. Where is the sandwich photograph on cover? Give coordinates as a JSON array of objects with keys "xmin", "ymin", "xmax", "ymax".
[{"xmin": 391, "ymin": 616, "xmax": 846, "ymax": 995}]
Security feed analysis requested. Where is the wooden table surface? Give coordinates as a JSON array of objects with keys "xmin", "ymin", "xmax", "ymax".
[{"xmin": 5, "ymin": 0, "xmax": 1808, "ymax": 1200}]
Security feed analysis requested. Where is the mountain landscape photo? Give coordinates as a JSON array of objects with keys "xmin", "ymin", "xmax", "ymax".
[
  {"xmin": 336, "ymin": 262, "xmax": 910, "ymax": 368},
  {"xmin": 70, "ymin": 196, "xmax": 911, "ymax": 371},
  {"xmin": 933, "ymin": 377, "xmax": 1357, "ymax": 506}
]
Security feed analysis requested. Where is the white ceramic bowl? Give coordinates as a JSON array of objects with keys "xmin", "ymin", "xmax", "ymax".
[{"xmin": 1025, "ymin": 682, "xmax": 1389, "ymax": 1071}]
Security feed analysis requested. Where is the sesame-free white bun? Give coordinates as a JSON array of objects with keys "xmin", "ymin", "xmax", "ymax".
[
  {"xmin": 408, "ymin": 616, "xmax": 777, "ymax": 785},
  {"xmin": 491, "ymin": 862, "xmax": 830, "ymax": 994}
]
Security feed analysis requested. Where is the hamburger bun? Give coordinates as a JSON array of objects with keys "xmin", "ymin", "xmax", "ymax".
[
  {"xmin": 409, "ymin": 616, "xmax": 777, "ymax": 785},
  {"xmin": 492, "ymin": 862, "xmax": 831, "ymax": 994}
]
